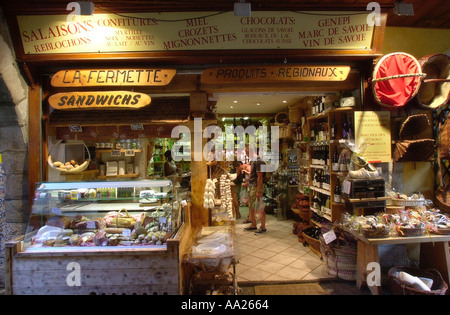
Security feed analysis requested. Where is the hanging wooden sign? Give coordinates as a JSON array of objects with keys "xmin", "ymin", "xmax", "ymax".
[
  {"xmin": 202, "ymin": 65, "xmax": 351, "ymax": 84},
  {"xmin": 51, "ymin": 69, "xmax": 176, "ymax": 87},
  {"xmin": 49, "ymin": 91, "xmax": 151, "ymax": 109}
]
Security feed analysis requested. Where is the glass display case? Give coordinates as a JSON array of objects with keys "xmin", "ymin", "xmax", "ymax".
[{"xmin": 24, "ymin": 179, "xmax": 181, "ymax": 251}]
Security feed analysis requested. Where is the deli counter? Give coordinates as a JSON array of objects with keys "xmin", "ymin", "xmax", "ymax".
[{"xmin": 5, "ymin": 180, "xmax": 193, "ymax": 295}]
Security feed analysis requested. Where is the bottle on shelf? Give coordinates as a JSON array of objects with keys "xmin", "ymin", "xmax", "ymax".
[
  {"xmin": 313, "ymin": 191, "xmax": 320, "ymax": 210},
  {"xmin": 332, "ymin": 146, "xmax": 339, "ymax": 172},
  {"xmin": 342, "ymin": 113, "xmax": 348, "ymax": 139},
  {"xmin": 339, "ymin": 151, "xmax": 347, "ymax": 172},
  {"xmin": 334, "ymin": 178, "xmax": 342, "ymax": 203},
  {"xmin": 347, "ymin": 115, "xmax": 353, "ymax": 141},
  {"xmin": 331, "ymin": 116, "xmax": 337, "ymax": 140}
]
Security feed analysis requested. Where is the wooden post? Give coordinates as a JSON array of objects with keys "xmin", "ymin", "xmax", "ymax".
[
  {"xmin": 190, "ymin": 92, "xmax": 208, "ymax": 118},
  {"xmin": 28, "ymin": 83, "xmax": 41, "ymax": 209},
  {"xmin": 189, "ymin": 92, "xmax": 211, "ymax": 227}
]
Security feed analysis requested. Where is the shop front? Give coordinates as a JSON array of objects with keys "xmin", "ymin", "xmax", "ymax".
[{"xmin": 1, "ymin": 2, "xmax": 449, "ymax": 295}]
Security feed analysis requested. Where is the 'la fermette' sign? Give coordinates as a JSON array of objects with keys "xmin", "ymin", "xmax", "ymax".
[
  {"xmin": 17, "ymin": 11, "xmax": 375, "ymax": 55},
  {"xmin": 202, "ymin": 65, "xmax": 351, "ymax": 84},
  {"xmin": 51, "ymin": 69, "xmax": 176, "ymax": 87},
  {"xmin": 48, "ymin": 91, "xmax": 151, "ymax": 109}
]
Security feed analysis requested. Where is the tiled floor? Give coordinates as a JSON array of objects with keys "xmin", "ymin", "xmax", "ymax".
[{"xmin": 234, "ymin": 207, "xmax": 332, "ymax": 282}]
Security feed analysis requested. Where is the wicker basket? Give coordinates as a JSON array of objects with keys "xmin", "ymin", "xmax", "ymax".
[
  {"xmin": 292, "ymin": 207, "xmax": 311, "ymax": 223},
  {"xmin": 388, "ymin": 266, "xmax": 448, "ymax": 295},
  {"xmin": 416, "ymin": 54, "xmax": 450, "ymax": 110},
  {"xmin": 372, "ymin": 52, "xmax": 426, "ymax": 109},
  {"xmin": 361, "ymin": 225, "xmax": 390, "ymax": 238},
  {"xmin": 288, "ymin": 103, "xmax": 304, "ymax": 123},
  {"xmin": 391, "ymin": 198, "xmax": 425, "ymax": 207},
  {"xmin": 302, "ymin": 232, "xmax": 321, "ymax": 258},
  {"xmin": 397, "ymin": 226, "xmax": 425, "ymax": 237},
  {"xmin": 47, "ymin": 140, "xmax": 91, "ymax": 174},
  {"xmin": 275, "ymin": 111, "xmax": 289, "ymax": 125},
  {"xmin": 438, "ymin": 115, "xmax": 450, "ymax": 160},
  {"xmin": 320, "ymin": 235, "xmax": 357, "ymax": 281}
]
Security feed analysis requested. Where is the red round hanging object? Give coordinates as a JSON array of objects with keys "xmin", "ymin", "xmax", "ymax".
[{"xmin": 372, "ymin": 52, "xmax": 426, "ymax": 109}]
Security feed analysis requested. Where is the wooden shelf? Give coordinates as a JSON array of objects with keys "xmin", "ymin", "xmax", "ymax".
[
  {"xmin": 307, "ymin": 102, "xmax": 357, "ymax": 223},
  {"xmin": 97, "ymin": 149, "xmax": 142, "ymax": 153},
  {"xmin": 97, "ymin": 174, "xmax": 140, "ymax": 179}
]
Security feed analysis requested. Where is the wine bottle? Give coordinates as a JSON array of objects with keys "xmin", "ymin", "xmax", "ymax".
[
  {"xmin": 334, "ymin": 178, "xmax": 341, "ymax": 203},
  {"xmin": 331, "ymin": 116, "xmax": 337, "ymax": 140},
  {"xmin": 313, "ymin": 192, "xmax": 320, "ymax": 209},
  {"xmin": 332, "ymin": 146, "xmax": 339, "ymax": 171},
  {"xmin": 347, "ymin": 115, "xmax": 353, "ymax": 140},
  {"xmin": 340, "ymin": 152, "xmax": 347, "ymax": 172},
  {"xmin": 342, "ymin": 114, "xmax": 348, "ymax": 139}
]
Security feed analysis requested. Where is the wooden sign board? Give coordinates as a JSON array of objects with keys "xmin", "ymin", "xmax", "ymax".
[
  {"xmin": 49, "ymin": 91, "xmax": 151, "ymax": 109},
  {"xmin": 202, "ymin": 65, "xmax": 351, "ymax": 84},
  {"xmin": 51, "ymin": 69, "xmax": 176, "ymax": 87}
]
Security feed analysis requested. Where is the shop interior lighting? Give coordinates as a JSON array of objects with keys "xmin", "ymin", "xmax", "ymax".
[
  {"xmin": 234, "ymin": 0, "xmax": 251, "ymax": 17},
  {"xmin": 75, "ymin": 1, "xmax": 95, "ymax": 15},
  {"xmin": 393, "ymin": 1, "xmax": 414, "ymax": 16}
]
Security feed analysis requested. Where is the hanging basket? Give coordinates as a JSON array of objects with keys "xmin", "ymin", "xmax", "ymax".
[
  {"xmin": 47, "ymin": 140, "xmax": 91, "ymax": 174},
  {"xmin": 438, "ymin": 115, "xmax": 450, "ymax": 160},
  {"xmin": 399, "ymin": 114, "xmax": 431, "ymax": 140},
  {"xmin": 393, "ymin": 114, "xmax": 435, "ymax": 163},
  {"xmin": 275, "ymin": 111, "xmax": 289, "ymax": 126},
  {"xmin": 416, "ymin": 54, "xmax": 450, "ymax": 110},
  {"xmin": 393, "ymin": 139, "xmax": 435, "ymax": 163},
  {"xmin": 372, "ymin": 52, "xmax": 426, "ymax": 109}
]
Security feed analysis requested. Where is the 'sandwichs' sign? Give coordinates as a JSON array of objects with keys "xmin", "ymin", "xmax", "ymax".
[
  {"xmin": 17, "ymin": 11, "xmax": 375, "ymax": 54},
  {"xmin": 48, "ymin": 91, "xmax": 151, "ymax": 109}
]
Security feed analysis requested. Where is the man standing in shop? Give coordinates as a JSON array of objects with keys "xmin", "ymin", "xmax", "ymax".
[{"xmin": 244, "ymin": 145, "xmax": 267, "ymax": 233}]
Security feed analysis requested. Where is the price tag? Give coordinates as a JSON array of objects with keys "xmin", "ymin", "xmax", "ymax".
[
  {"xmin": 86, "ymin": 221, "xmax": 96, "ymax": 229},
  {"xmin": 323, "ymin": 229, "xmax": 337, "ymax": 244},
  {"xmin": 125, "ymin": 149, "xmax": 135, "ymax": 156},
  {"xmin": 159, "ymin": 216, "xmax": 167, "ymax": 224},
  {"xmin": 130, "ymin": 123, "xmax": 144, "ymax": 130},
  {"xmin": 122, "ymin": 229, "xmax": 131, "ymax": 237},
  {"xmin": 111, "ymin": 150, "xmax": 121, "ymax": 157},
  {"xmin": 342, "ymin": 179, "xmax": 351, "ymax": 195}
]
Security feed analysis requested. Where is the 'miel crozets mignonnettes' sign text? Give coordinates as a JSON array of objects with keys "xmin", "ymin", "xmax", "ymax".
[
  {"xmin": 202, "ymin": 65, "xmax": 351, "ymax": 84},
  {"xmin": 51, "ymin": 69, "xmax": 176, "ymax": 87},
  {"xmin": 17, "ymin": 11, "xmax": 375, "ymax": 54},
  {"xmin": 48, "ymin": 91, "xmax": 151, "ymax": 109}
]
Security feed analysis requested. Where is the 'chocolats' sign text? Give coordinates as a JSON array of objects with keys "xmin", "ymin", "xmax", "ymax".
[
  {"xmin": 202, "ymin": 65, "xmax": 351, "ymax": 83},
  {"xmin": 48, "ymin": 91, "xmax": 151, "ymax": 109},
  {"xmin": 51, "ymin": 69, "xmax": 176, "ymax": 87}
]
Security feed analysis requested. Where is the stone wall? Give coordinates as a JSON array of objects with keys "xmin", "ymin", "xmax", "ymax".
[{"xmin": 0, "ymin": 10, "xmax": 30, "ymax": 288}]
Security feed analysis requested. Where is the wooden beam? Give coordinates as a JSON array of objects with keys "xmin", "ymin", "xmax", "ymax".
[{"xmin": 190, "ymin": 92, "xmax": 208, "ymax": 118}]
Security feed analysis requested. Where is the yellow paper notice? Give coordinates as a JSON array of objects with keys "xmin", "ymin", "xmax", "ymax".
[{"xmin": 354, "ymin": 111, "xmax": 391, "ymax": 163}]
